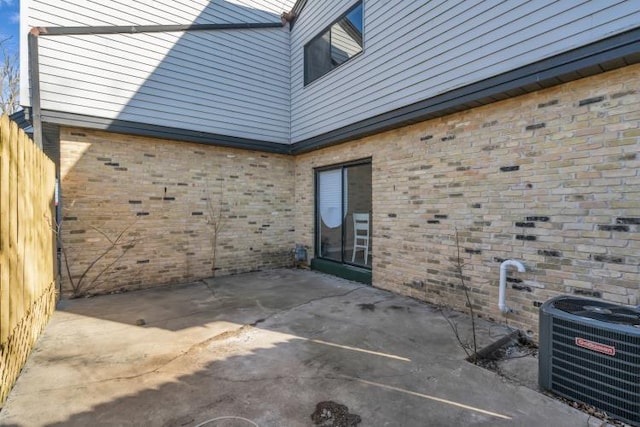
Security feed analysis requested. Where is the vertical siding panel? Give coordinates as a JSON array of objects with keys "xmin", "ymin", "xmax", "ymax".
[
  {"xmin": 22, "ymin": 131, "xmax": 31, "ymax": 311},
  {"xmin": 7, "ymin": 120, "xmax": 20, "ymax": 334},
  {"xmin": 0, "ymin": 115, "xmax": 10, "ymax": 344},
  {"xmin": 32, "ymin": 146, "xmax": 41, "ymax": 299},
  {"xmin": 27, "ymin": 132, "xmax": 36, "ymax": 308},
  {"xmin": 40, "ymin": 150, "xmax": 47, "ymax": 298},
  {"xmin": 15, "ymin": 121, "xmax": 27, "ymax": 327}
]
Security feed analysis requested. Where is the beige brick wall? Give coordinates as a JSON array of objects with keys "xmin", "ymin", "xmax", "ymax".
[
  {"xmin": 295, "ymin": 65, "xmax": 640, "ymax": 334},
  {"xmin": 60, "ymin": 129, "xmax": 295, "ymax": 296},
  {"xmin": 58, "ymin": 65, "xmax": 639, "ymax": 334}
]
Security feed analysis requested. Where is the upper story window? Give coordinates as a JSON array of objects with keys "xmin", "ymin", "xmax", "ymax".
[{"xmin": 304, "ymin": 1, "xmax": 363, "ymax": 86}]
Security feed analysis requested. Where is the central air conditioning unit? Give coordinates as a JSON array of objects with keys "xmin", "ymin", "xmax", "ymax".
[{"xmin": 539, "ymin": 296, "xmax": 640, "ymax": 426}]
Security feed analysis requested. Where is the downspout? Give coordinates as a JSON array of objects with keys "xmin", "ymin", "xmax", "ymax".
[
  {"xmin": 498, "ymin": 260, "xmax": 526, "ymax": 313},
  {"xmin": 27, "ymin": 18, "xmax": 289, "ymax": 296},
  {"xmin": 27, "ymin": 28, "xmax": 42, "ymax": 149}
]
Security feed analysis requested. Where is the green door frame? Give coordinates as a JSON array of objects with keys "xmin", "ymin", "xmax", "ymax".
[{"xmin": 312, "ymin": 158, "xmax": 372, "ymax": 284}]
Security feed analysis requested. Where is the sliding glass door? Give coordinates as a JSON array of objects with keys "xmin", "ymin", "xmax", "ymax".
[{"xmin": 316, "ymin": 161, "xmax": 372, "ymax": 268}]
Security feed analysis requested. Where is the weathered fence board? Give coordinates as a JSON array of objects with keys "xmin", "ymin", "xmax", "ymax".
[
  {"xmin": 0, "ymin": 115, "xmax": 10, "ymax": 346},
  {"xmin": 0, "ymin": 114, "xmax": 56, "ymax": 406}
]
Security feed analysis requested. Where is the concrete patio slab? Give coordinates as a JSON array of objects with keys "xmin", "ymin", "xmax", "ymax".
[{"xmin": 0, "ymin": 269, "xmax": 596, "ymax": 426}]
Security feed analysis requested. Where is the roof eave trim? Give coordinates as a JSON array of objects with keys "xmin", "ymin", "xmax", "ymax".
[
  {"xmin": 288, "ymin": 0, "xmax": 308, "ymax": 30},
  {"xmin": 36, "ymin": 110, "xmax": 291, "ymax": 154}
]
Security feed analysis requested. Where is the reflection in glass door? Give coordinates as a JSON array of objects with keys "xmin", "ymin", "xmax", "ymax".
[{"xmin": 317, "ymin": 161, "xmax": 372, "ymax": 267}]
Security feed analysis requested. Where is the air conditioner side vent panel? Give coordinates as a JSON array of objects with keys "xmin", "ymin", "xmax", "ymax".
[{"xmin": 539, "ymin": 296, "xmax": 640, "ymax": 427}]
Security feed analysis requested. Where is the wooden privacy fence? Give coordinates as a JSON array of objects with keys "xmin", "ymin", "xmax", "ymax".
[{"xmin": 0, "ymin": 114, "xmax": 56, "ymax": 406}]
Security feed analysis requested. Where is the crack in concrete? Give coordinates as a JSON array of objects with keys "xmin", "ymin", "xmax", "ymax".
[
  {"xmin": 200, "ymin": 279, "xmax": 216, "ymax": 298},
  {"xmin": 251, "ymin": 285, "xmax": 369, "ymax": 325},
  {"xmin": 119, "ymin": 286, "xmax": 371, "ymax": 377},
  {"xmin": 23, "ymin": 285, "xmax": 372, "ymax": 394}
]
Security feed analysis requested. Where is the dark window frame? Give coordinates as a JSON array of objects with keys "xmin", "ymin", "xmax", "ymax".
[
  {"xmin": 314, "ymin": 157, "xmax": 372, "ymax": 269},
  {"xmin": 304, "ymin": 1, "xmax": 363, "ymax": 86}
]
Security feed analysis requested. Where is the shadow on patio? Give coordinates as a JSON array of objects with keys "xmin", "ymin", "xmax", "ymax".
[{"xmin": 0, "ymin": 269, "xmax": 590, "ymax": 426}]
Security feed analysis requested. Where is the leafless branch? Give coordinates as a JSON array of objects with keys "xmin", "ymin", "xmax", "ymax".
[
  {"xmin": 440, "ymin": 306, "xmax": 473, "ymax": 359},
  {"xmin": 0, "ymin": 37, "xmax": 19, "ymax": 115},
  {"xmin": 439, "ymin": 229, "xmax": 479, "ymax": 363},
  {"xmin": 51, "ymin": 213, "xmax": 139, "ymax": 297},
  {"xmin": 86, "ymin": 238, "xmax": 138, "ymax": 289},
  {"xmin": 454, "ymin": 229, "xmax": 479, "ymax": 361},
  {"xmin": 205, "ymin": 181, "xmax": 226, "ymax": 276},
  {"xmin": 73, "ymin": 220, "xmax": 138, "ymax": 292}
]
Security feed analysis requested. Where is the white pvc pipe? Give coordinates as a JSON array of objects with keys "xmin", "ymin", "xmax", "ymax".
[{"xmin": 499, "ymin": 260, "xmax": 526, "ymax": 313}]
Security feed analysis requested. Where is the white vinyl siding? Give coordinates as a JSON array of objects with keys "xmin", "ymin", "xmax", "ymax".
[
  {"xmin": 21, "ymin": 0, "xmax": 295, "ymax": 143},
  {"xmin": 20, "ymin": 0, "xmax": 640, "ymax": 144},
  {"xmin": 290, "ymin": 0, "xmax": 640, "ymax": 142}
]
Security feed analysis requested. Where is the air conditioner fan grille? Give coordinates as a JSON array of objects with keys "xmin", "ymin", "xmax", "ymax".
[{"xmin": 552, "ymin": 298, "xmax": 640, "ymax": 326}]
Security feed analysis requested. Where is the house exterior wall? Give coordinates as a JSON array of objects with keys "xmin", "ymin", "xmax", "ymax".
[
  {"xmin": 59, "ymin": 127, "xmax": 295, "ymax": 296},
  {"xmin": 295, "ymin": 65, "xmax": 640, "ymax": 334},
  {"xmin": 290, "ymin": 0, "xmax": 640, "ymax": 143},
  {"xmin": 20, "ymin": 0, "xmax": 295, "ymax": 143}
]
